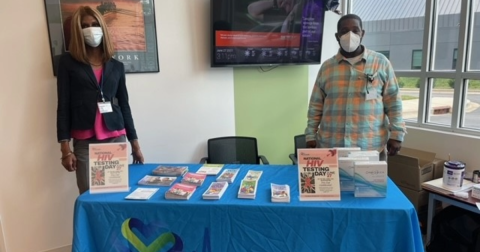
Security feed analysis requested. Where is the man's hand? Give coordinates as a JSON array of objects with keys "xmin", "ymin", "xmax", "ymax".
[
  {"xmin": 387, "ymin": 139, "xmax": 402, "ymax": 156},
  {"xmin": 306, "ymin": 140, "xmax": 317, "ymax": 148}
]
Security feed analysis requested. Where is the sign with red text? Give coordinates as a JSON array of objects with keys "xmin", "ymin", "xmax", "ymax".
[
  {"xmin": 297, "ymin": 148, "xmax": 340, "ymax": 201},
  {"xmin": 88, "ymin": 143, "xmax": 129, "ymax": 194}
]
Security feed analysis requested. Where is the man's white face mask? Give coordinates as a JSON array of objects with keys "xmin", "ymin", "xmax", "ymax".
[
  {"xmin": 339, "ymin": 31, "xmax": 361, "ymax": 53},
  {"xmin": 82, "ymin": 27, "xmax": 103, "ymax": 48}
]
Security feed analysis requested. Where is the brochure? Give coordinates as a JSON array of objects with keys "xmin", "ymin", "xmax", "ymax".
[
  {"xmin": 138, "ymin": 175, "xmax": 176, "ymax": 186},
  {"xmin": 196, "ymin": 164, "xmax": 224, "ymax": 175},
  {"xmin": 203, "ymin": 181, "xmax": 229, "ymax": 200},
  {"xmin": 125, "ymin": 188, "xmax": 159, "ymax": 200}
]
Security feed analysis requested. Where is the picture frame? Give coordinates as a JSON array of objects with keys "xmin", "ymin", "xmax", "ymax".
[{"xmin": 44, "ymin": 0, "xmax": 159, "ymax": 75}]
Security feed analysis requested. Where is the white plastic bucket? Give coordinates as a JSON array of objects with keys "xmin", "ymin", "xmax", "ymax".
[{"xmin": 442, "ymin": 161, "xmax": 466, "ymax": 188}]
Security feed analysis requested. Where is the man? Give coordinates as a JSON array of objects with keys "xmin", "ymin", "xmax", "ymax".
[{"xmin": 305, "ymin": 14, "xmax": 406, "ymax": 160}]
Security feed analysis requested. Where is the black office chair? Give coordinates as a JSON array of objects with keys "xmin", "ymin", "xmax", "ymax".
[
  {"xmin": 289, "ymin": 134, "xmax": 306, "ymax": 165},
  {"xmin": 200, "ymin": 136, "xmax": 269, "ymax": 165}
]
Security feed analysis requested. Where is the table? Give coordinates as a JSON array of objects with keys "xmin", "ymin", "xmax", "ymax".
[
  {"xmin": 73, "ymin": 164, "xmax": 424, "ymax": 252},
  {"xmin": 423, "ymin": 186, "xmax": 480, "ymax": 244}
]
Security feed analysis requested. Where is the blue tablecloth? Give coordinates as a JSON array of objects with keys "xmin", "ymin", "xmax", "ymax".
[{"xmin": 73, "ymin": 164, "xmax": 424, "ymax": 252}]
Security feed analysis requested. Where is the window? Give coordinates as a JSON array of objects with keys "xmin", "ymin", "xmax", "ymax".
[
  {"xmin": 352, "ymin": 0, "xmax": 425, "ymax": 71},
  {"xmin": 351, "ymin": 0, "xmax": 480, "ymax": 135},
  {"xmin": 411, "ymin": 50, "xmax": 423, "ymax": 70},
  {"xmin": 377, "ymin": 51, "xmax": 390, "ymax": 59},
  {"xmin": 469, "ymin": 11, "xmax": 480, "ymax": 70}
]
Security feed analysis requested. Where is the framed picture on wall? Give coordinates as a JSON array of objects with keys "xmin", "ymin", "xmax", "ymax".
[{"xmin": 44, "ymin": 0, "xmax": 159, "ymax": 75}]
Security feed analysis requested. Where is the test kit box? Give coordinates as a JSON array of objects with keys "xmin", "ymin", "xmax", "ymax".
[
  {"xmin": 348, "ymin": 150, "xmax": 380, "ymax": 161},
  {"xmin": 336, "ymin": 147, "xmax": 361, "ymax": 157},
  {"xmin": 338, "ymin": 156, "xmax": 369, "ymax": 191},
  {"xmin": 354, "ymin": 161, "xmax": 388, "ymax": 197},
  {"xmin": 398, "ymin": 186, "xmax": 429, "ymax": 211},
  {"xmin": 472, "ymin": 185, "xmax": 480, "ymax": 199},
  {"xmin": 388, "ymin": 147, "xmax": 435, "ymax": 191}
]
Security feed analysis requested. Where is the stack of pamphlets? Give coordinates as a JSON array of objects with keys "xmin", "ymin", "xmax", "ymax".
[
  {"xmin": 152, "ymin": 165, "xmax": 188, "ymax": 176},
  {"xmin": 422, "ymin": 177, "xmax": 474, "ymax": 195},
  {"xmin": 165, "ymin": 183, "xmax": 196, "ymax": 200},
  {"xmin": 244, "ymin": 170, "xmax": 263, "ymax": 181},
  {"xmin": 181, "ymin": 172, "xmax": 206, "ymax": 187},
  {"xmin": 237, "ymin": 179, "xmax": 258, "ymax": 199},
  {"xmin": 271, "ymin": 183, "xmax": 291, "ymax": 203},
  {"xmin": 237, "ymin": 170, "xmax": 263, "ymax": 199},
  {"xmin": 202, "ymin": 181, "xmax": 229, "ymax": 200},
  {"xmin": 125, "ymin": 188, "xmax": 159, "ymax": 200},
  {"xmin": 138, "ymin": 175, "xmax": 176, "ymax": 186},
  {"xmin": 216, "ymin": 168, "xmax": 240, "ymax": 183},
  {"xmin": 196, "ymin": 164, "xmax": 224, "ymax": 175}
]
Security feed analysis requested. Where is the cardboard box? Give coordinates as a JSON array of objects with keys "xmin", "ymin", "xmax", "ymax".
[
  {"xmin": 398, "ymin": 186, "xmax": 429, "ymax": 211},
  {"xmin": 388, "ymin": 147, "xmax": 435, "ymax": 191},
  {"xmin": 432, "ymin": 158, "xmax": 447, "ymax": 179}
]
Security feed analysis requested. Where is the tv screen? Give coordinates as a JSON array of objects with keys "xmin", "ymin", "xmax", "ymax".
[{"xmin": 211, "ymin": 0, "xmax": 325, "ymax": 67}]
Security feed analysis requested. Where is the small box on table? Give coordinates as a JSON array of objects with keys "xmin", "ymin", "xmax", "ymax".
[{"xmin": 354, "ymin": 161, "xmax": 388, "ymax": 197}]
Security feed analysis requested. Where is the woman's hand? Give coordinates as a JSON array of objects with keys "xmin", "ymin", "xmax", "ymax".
[
  {"xmin": 61, "ymin": 153, "xmax": 77, "ymax": 172},
  {"xmin": 130, "ymin": 139, "xmax": 144, "ymax": 164},
  {"xmin": 132, "ymin": 149, "xmax": 144, "ymax": 164}
]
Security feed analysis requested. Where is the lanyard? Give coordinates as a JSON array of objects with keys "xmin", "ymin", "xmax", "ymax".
[{"xmin": 98, "ymin": 69, "xmax": 106, "ymax": 102}]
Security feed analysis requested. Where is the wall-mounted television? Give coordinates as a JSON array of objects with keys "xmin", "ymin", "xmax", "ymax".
[{"xmin": 211, "ymin": 0, "xmax": 325, "ymax": 67}]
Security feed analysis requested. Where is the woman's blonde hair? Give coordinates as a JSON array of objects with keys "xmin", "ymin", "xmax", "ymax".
[{"xmin": 68, "ymin": 6, "xmax": 115, "ymax": 64}]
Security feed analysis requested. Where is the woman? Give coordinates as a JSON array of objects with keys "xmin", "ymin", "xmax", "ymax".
[{"xmin": 56, "ymin": 6, "xmax": 144, "ymax": 194}]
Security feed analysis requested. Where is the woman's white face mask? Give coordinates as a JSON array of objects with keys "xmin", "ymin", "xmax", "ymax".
[
  {"xmin": 82, "ymin": 27, "xmax": 103, "ymax": 47},
  {"xmin": 339, "ymin": 31, "xmax": 361, "ymax": 53}
]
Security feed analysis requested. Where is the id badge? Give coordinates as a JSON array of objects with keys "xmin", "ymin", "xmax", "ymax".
[
  {"xmin": 98, "ymin": 102, "xmax": 113, "ymax": 113},
  {"xmin": 366, "ymin": 88, "xmax": 377, "ymax": 100}
]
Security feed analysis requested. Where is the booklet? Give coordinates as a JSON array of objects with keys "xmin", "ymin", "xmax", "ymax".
[
  {"xmin": 202, "ymin": 181, "xmax": 229, "ymax": 200},
  {"xmin": 244, "ymin": 170, "xmax": 263, "ymax": 181},
  {"xmin": 216, "ymin": 168, "xmax": 240, "ymax": 184},
  {"xmin": 271, "ymin": 183, "xmax": 291, "ymax": 203},
  {"xmin": 165, "ymin": 183, "xmax": 197, "ymax": 200},
  {"xmin": 125, "ymin": 188, "xmax": 159, "ymax": 200},
  {"xmin": 138, "ymin": 175, "xmax": 176, "ymax": 186},
  {"xmin": 181, "ymin": 172, "xmax": 207, "ymax": 187},
  {"xmin": 196, "ymin": 164, "xmax": 224, "ymax": 175},
  {"xmin": 152, "ymin": 165, "xmax": 188, "ymax": 176},
  {"xmin": 237, "ymin": 179, "xmax": 258, "ymax": 199}
]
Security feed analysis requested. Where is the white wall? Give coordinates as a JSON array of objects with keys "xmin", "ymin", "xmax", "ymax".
[
  {"xmin": 308, "ymin": 11, "xmax": 340, "ymax": 99},
  {"xmin": 0, "ymin": 0, "xmax": 235, "ymax": 251},
  {"xmin": 403, "ymin": 127, "xmax": 480, "ymax": 176}
]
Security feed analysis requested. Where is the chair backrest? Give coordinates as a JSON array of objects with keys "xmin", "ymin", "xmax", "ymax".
[
  {"xmin": 293, "ymin": 134, "xmax": 306, "ymax": 157},
  {"xmin": 207, "ymin": 136, "xmax": 260, "ymax": 164}
]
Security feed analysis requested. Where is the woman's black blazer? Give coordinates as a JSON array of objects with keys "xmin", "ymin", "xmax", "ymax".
[{"xmin": 56, "ymin": 53, "xmax": 138, "ymax": 142}]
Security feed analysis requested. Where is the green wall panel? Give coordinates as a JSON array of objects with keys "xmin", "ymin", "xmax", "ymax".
[{"xmin": 234, "ymin": 66, "xmax": 309, "ymax": 164}]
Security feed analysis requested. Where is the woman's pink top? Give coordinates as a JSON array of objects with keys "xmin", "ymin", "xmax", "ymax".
[{"xmin": 71, "ymin": 67, "xmax": 126, "ymax": 140}]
